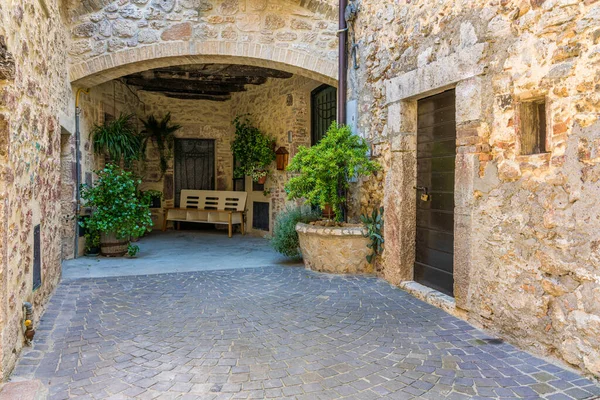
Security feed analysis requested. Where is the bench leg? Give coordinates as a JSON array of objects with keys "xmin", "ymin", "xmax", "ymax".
[
  {"xmin": 241, "ymin": 214, "xmax": 245, "ymax": 235},
  {"xmin": 162, "ymin": 211, "xmax": 168, "ymax": 232},
  {"xmin": 228, "ymin": 212, "xmax": 233, "ymax": 238}
]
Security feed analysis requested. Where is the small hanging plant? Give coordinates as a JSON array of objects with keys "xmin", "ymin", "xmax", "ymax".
[
  {"xmin": 231, "ymin": 115, "xmax": 276, "ymax": 182},
  {"xmin": 91, "ymin": 113, "xmax": 141, "ymax": 167}
]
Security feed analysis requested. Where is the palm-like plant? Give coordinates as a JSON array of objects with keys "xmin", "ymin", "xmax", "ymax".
[
  {"xmin": 91, "ymin": 113, "xmax": 141, "ymax": 166},
  {"xmin": 139, "ymin": 113, "xmax": 182, "ymax": 176}
]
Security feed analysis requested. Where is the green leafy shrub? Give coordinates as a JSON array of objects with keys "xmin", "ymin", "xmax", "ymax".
[
  {"xmin": 231, "ymin": 115, "xmax": 276, "ymax": 182},
  {"xmin": 270, "ymin": 206, "xmax": 321, "ymax": 258},
  {"xmin": 91, "ymin": 113, "xmax": 141, "ymax": 166},
  {"xmin": 83, "ymin": 228, "xmax": 100, "ymax": 254},
  {"xmin": 139, "ymin": 113, "xmax": 181, "ymax": 176},
  {"xmin": 285, "ymin": 123, "xmax": 379, "ymax": 221},
  {"xmin": 127, "ymin": 244, "xmax": 140, "ymax": 257},
  {"xmin": 80, "ymin": 164, "xmax": 153, "ymax": 244},
  {"xmin": 361, "ymin": 207, "xmax": 384, "ymax": 263}
]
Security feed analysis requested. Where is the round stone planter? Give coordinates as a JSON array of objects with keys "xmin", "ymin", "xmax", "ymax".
[{"xmin": 296, "ymin": 222, "xmax": 374, "ymax": 274}]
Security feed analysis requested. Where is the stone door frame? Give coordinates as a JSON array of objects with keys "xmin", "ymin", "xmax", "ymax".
[{"xmin": 383, "ymin": 44, "xmax": 488, "ymax": 311}]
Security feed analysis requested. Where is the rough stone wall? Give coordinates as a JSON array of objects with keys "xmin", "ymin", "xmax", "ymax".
[
  {"xmin": 64, "ymin": 0, "xmax": 338, "ymax": 74},
  {"xmin": 0, "ymin": 0, "xmax": 70, "ymax": 380},
  {"xmin": 350, "ymin": 0, "xmax": 600, "ymax": 376}
]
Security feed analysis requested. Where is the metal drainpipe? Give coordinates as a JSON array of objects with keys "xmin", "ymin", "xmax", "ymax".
[
  {"xmin": 74, "ymin": 89, "xmax": 89, "ymax": 258},
  {"xmin": 338, "ymin": 0, "xmax": 348, "ymax": 125}
]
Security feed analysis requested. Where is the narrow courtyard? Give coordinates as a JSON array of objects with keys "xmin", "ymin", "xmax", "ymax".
[{"xmin": 9, "ymin": 234, "xmax": 600, "ymax": 400}]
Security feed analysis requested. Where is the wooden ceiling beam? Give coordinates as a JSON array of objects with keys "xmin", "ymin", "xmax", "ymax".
[
  {"xmin": 124, "ymin": 77, "xmax": 248, "ymax": 93},
  {"xmin": 156, "ymin": 92, "xmax": 232, "ymax": 101}
]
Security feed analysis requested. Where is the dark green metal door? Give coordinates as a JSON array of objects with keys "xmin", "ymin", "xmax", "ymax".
[
  {"xmin": 174, "ymin": 139, "xmax": 215, "ymax": 207},
  {"xmin": 415, "ymin": 89, "xmax": 456, "ymax": 296}
]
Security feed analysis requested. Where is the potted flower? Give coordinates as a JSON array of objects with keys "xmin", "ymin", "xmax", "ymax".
[
  {"xmin": 231, "ymin": 116, "xmax": 276, "ymax": 183},
  {"xmin": 285, "ymin": 123, "xmax": 380, "ymax": 274},
  {"xmin": 80, "ymin": 164, "xmax": 153, "ymax": 257}
]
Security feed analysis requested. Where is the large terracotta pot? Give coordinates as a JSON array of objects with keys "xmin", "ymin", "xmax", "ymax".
[
  {"xmin": 296, "ymin": 222, "xmax": 373, "ymax": 274},
  {"xmin": 100, "ymin": 232, "xmax": 129, "ymax": 257}
]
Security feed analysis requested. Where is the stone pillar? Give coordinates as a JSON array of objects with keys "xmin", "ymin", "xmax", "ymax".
[
  {"xmin": 454, "ymin": 77, "xmax": 487, "ymax": 311},
  {"xmin": 382, "ymin": 101, "xmax": 417, "ymax": 285}
]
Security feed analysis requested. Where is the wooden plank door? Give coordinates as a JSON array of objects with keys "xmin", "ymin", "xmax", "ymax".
[
  {"xmin": 415, "ymin": 90, "xmax": 456, "ymax": 296},
  {"xmin": 174, "ymin": 139, "xmax": 215, "ymax": 207}
]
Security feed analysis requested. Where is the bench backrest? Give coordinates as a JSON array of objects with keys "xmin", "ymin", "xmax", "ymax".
[{"xmin": 180, "ymin": 190, "xmax": 247, "ymax": 212}]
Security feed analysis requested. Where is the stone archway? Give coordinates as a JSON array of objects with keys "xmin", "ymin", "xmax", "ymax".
[{"xmin": 69, "ymin": 41, "xmax": 338, "ymax": 87}]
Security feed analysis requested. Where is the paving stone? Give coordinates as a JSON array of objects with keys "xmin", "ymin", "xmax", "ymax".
[{"xmin": 8, "ymin": 267, "xmax": 600, "ymax": 399}]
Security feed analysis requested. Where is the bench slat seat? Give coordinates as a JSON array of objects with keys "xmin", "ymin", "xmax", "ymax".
[{"xmin": 162, "ymin": 190, "xmax": 247, "ymax": 237}]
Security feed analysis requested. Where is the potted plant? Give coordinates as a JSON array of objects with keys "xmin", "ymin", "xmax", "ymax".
[
  {"xmin": 91, "ymin": 113, "xmax": 141, "ymax": 167},
  {"xmin": 83, "ymin": 227, "xmax": 100, "ymax": 256},
  {"xmin": 139, "ymin": 113, "xmax": 181, "ymax": 176},
  {"xmin": 285, "ymin": 123, "xmax": 380, "ymax": 274},
  {"xmin": 80, "ymin": 164, "xmax": 153, "ymax": 257},
  {"xmin": 231, "ymin": 116, "xmax": 276, "ymax": 183},
  {"xmin": 269, "ymin": 205, "xmax": 321, "ymax": 259}
]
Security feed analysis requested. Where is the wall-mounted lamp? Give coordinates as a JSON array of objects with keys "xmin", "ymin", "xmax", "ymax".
[
  {"xmin": 276, "ymin": 147, "xmax": 289, "ymax": 171},
  {"xmin": 287, "ymin": 130, "xmax": 293, "ymax": 143}
]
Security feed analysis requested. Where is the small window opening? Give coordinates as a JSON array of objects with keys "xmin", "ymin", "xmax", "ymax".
[{"xmin": 520, "ymin": 99, "xmax": 547, "ymax": 155}]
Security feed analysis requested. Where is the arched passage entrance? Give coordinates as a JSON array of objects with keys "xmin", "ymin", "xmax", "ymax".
[
  {"xmin": 70, "ymin": 42, "xmax": 338, "ymax": 88},
  {"xmin": 70, "ymin": 52, "xmax": 337, "ymax": 256}
]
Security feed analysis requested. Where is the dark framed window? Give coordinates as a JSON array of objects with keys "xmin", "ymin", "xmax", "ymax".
[
  {"xmin": 252, "ymin": 202, "xmax": 270, "ymax": 231},
  {"xmin": 311, "ymin": 85, "xmax": 337, "ymax": 145},
  {"xmin": 252, "ymin": 181, "xmax": 264, "ymax": 192},
  {"xmin": 233, "ymin": 157, "xmax": 245, "ymax": 191}
]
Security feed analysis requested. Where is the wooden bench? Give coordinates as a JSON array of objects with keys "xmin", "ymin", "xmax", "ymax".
[{"xmin": 162, "ymin": 190, "xmax": 247, "ymax": 237}]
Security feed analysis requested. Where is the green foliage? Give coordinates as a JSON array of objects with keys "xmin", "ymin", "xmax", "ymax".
[
  {"xmin": 79, "ymin": 164, "xmax": 153, "ymax": 243},
  {"xmin": 91, "ymin": 113, "xmax": 141, "ymax": 166},
  {"xmin": 286, "ymin": 123, "xmax": 380, "ymax": 222},
  {"xmin": 231, "ymin": 115, "xmax": 276, "ymax": 182},
  {"xmin": 139, "ymin": 189, "xmax": 163, "ymax": 206},
  {"xmin": 127, "ymin": 244, "xmax": 140, "ymax": 257},
  {"xmin": 361, "ymin": 207, "xmax": 384, "ymax": 264},
  {"xmin": 269, "ymin": 206, "xmax": 321, "ymax": 258},
  {"xmin": 83, "ymin": 228, "xmax": 100, "ymax": 253},
  {"xmin": 139, "ymin": 113, "xmax": 181, "ymax": 176}
]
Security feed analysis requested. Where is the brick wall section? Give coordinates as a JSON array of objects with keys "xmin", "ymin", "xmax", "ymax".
[{"xmin": 349, "ymin": 0, "xmax": 600, "ymax": 376}]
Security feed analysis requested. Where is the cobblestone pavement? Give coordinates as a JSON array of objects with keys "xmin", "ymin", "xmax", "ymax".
[{"xmin": 12, "ymin": 267, "xmax": 600, "ymax": 400}]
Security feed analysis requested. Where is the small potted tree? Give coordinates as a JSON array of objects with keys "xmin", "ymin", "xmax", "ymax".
[
  {"xmin": 286, "ymin": 123, "xmax": 380, "ymax": 274},
  {"xmin": 139, "ymin": 113, "xmax": 181, "ymax": 177},
  {"xmin": 80, "ymin": 164, "xmax": 153, "ymax": 257},
  {"xmin": 231, "ymin": 116, "xmax": 276, "ymax": 184}
]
